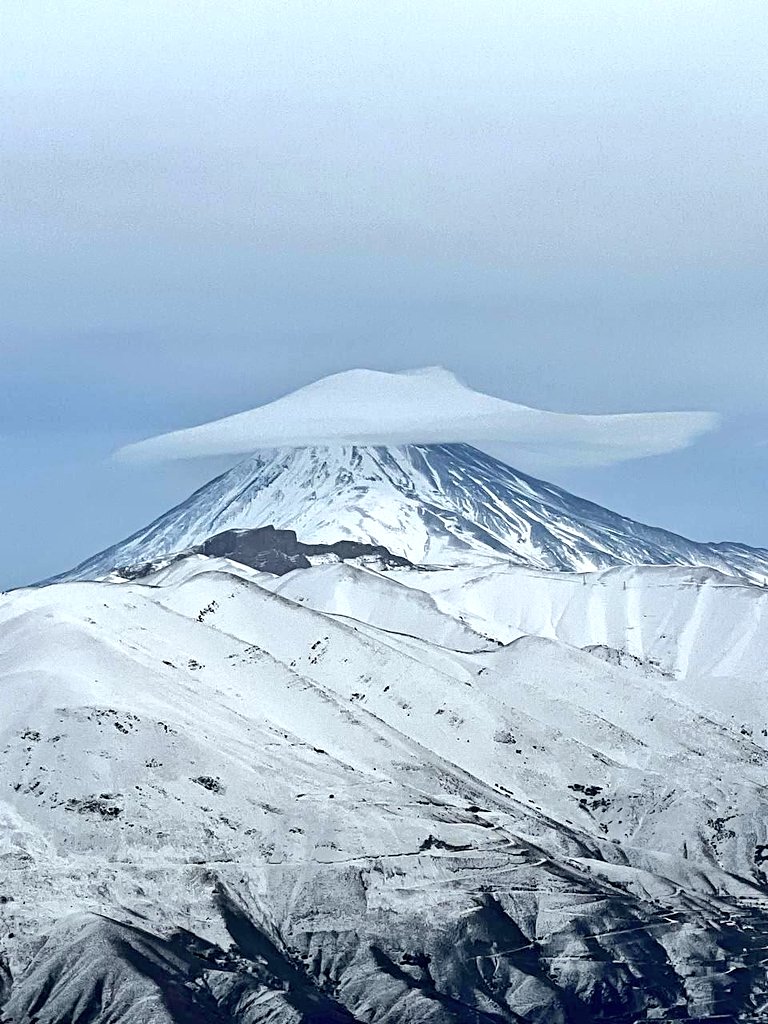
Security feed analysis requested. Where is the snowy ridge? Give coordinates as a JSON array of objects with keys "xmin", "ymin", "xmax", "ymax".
[
  {"xmin": 59, "ymin": 443, "xmax": 768, "ymax": 584},
  {"xmin": 3, "ymin": 557, "xmax": 768, "ymax": 1020},
  {"xmin": 388, "ymin": 561, "xmax": 768, "ymax": 679}
]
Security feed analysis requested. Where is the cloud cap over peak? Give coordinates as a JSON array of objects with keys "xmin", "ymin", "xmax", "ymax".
[{"xmin": 114, "ymin": 367, "xmax": 718, "ymax": 470}]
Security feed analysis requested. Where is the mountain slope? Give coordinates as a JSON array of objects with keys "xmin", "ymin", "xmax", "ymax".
[
  {"xmin": 388, "ymin": 561, "xmax": 768, "ymax": 682},
  {"xmin": 4, "ymin": 558, "xmax": 768, "ymax": 1021},
  {"xmin": 59, "ymin": 443, "xmax": 768, "ymax": 584}
]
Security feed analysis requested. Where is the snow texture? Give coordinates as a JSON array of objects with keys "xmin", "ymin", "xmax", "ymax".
[
  {"xmin": 61, "ymin": 442, "xmax": 768, "ymax": 586},
  {"xmin": 4, "ymin": 437, "xmax": 768, "ymax": 1022},
  {"xmin": 4, "ymin": 555, "xmax": 768, "ymax": 1021}
]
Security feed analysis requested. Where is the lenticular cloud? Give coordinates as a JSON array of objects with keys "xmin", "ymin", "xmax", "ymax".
[{"xmin": 114, "ymin": 367, "xmax": 718, "ymax": 469}]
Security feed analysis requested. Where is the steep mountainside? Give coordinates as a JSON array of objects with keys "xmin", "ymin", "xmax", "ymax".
[{"xmin": 58, "ymin": 443, "xmax": 768, "ymax": 584}]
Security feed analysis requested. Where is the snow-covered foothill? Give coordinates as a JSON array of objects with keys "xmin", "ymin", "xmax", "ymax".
[{"xmin": 3, "ymin": 554, "xmax": 768, "ymax": 1021}]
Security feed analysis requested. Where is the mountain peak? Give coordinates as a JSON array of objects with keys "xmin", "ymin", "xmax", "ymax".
[{"xmin": 58, "ymin": 442, "xmax": 768, "ymax": 585}]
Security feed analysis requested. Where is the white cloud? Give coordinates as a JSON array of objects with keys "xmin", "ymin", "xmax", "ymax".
[{"xmin": 114, "ymin": 367, "xmax": 718, "ymax": 469}]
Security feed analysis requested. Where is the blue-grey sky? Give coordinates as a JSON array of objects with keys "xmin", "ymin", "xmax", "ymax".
[{"xmin": 2, "ymin": 1, "xmax": 767, "ymax": 589}]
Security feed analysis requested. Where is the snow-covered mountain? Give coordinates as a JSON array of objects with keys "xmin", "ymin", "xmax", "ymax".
[
  {"xmin": 4, "ymin": 555, "xmax": 768, "ymax": 1021},
  {"xmin": 6, "ymin": 436, "xmax": 768, "ymax": 1021},
  {"xmin": 60, "ymin": 442, "xmax": 768, "ymax": 584}
]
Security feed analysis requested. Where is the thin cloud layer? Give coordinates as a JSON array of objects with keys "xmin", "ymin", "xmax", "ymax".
[{"xmin": 114, "ymin": 367, "xmax": 718, "ymax": 469}]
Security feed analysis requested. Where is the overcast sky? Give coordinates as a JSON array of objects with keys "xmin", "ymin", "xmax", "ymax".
[{"xmin": 2, "ymin": 1, "xmax": 767, "ymax": 589}]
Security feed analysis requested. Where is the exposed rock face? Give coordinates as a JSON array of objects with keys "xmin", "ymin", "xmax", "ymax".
[
  {"xmin": 109, "ymin": 526, "xmax": 413, "ymax": 582},
  {"xmin": 1, "ymin": 909, "xmax": 362, "ymax": 1024},
  {"xmin": 199, "ymin": 525, "xmax": 413, "ymax": 575}
]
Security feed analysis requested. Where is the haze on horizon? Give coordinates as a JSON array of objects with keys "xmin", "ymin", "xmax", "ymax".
[{"xmin": 1, "ymin": 1, "xmax": 767, "ymax": 589}]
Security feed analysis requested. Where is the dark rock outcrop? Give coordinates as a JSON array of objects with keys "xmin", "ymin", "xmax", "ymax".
[
  {"xmin": 115, "ymin": 526, "xmax": 415, "ymax": 580},
  {"xmin": 199, "ymin": 526, "xmax": 413, "ymax": 576}
]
